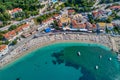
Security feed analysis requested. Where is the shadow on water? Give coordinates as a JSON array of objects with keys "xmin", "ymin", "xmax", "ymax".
[
  {"xmin": 16, "ymin": 77, "xmax": 20, "ymax": 80},
  {"xmin": 51, "ymin": 52, "xmax": 64, "ymax": 64},
  {"xmin": 51, "ymin": 51, "xmax": 96, "ymax": 80},
  {"xmin": 79, "ymin": 66, "xmax": 96, "ymax": 80}
]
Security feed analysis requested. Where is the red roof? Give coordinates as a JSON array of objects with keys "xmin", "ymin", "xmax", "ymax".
[
  {"xmin": 77, "ymin": 23, "xmax": 86, "ymax": 29},
  {"xmin": 22, "ymin": 33, "xmax": 31, "ymax": 38},
  {"xmin": 3, "ymin": 30, "xmax": 16, "ymax": 40},
  {"xmin": 15, "ymin": 26, "xmax": 23, "ymax": 33},
  {"xmin": 10, "ymin": 8, "xmax": 22, "ymax": 13},
  {"xmin": 68, "ymin": 9, "xmax": 75, "ymax": 14},
  {"xmin": 0, "ymin": 45, "xmax": 7, "ymax": 51},
  {"xmin": 20, "ymin": 24, "xmax": 30, "ymax": 29},
  {"xmin": 72, "ymin": 20, "xmax": 86, "ymax": 29},
  {"xmin": 92, "ymin": 11, "xmax": 100, "ymax": 17},
  {"xmin": 86, "ymin": 22, "xmax": 92, "ymax": 27},
  {"xmin": 92, "ymin": 24, "xmax": 97, "ymax": 29},
  {"xmin": 53, "ymin": 14, "xmax": 60, "ymax": 18},
  {"xmin": 110, "ymin": 6, "xmax": 120, "ymax": 9},
  {"xmin": 42, "ymin": 17, "xmax": 53, "ymax": 23}
]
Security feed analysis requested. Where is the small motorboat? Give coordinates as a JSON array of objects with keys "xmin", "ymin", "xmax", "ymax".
[
  {"xmin": 99, "ymin": 55, "xmax": 102, "ymax": 59},
  {"xmin": 95, "ymin": 65, "xmax": 99, "ymax": 70},
  {"xmin": 77, "ymin": 51, "xmax": 81, "ymax": 56},
  {"xmin": 109, "ymin": 57, "xmax": 112, "ymax": 61}
]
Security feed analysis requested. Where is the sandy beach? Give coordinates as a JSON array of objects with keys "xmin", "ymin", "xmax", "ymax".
[{"xmin": 0, "ymin": 33, "xmax": 120, "ymax": 69}]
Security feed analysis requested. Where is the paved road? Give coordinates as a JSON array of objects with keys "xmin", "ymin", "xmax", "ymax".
[
  {"xmin": 92, "ymin": 0, "xmax": 101, "ymax": 9},
  {"xmin": 0, "ymin": 9, "xmax": 56, "ymax": 31},
  {"xmin": 1, "ymin": 1, "xmax": 120, "ymax": 31}
]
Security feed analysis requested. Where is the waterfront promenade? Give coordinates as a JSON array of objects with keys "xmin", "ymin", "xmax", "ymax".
[{"xmin": 0, "ymin": 33, "xmax": 120, "ymax": 68}]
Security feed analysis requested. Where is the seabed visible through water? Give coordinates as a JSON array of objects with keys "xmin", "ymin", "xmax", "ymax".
[{"xmin": 0, "ymin": 42, "xmax": 120, "ymax": 80}]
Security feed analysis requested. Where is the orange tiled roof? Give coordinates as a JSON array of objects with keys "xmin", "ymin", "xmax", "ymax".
[
  {"xmin": 0, "ymin": 45, "xmax": 7, "ymax": 51},
  {"xmin": 53, "ymin": 14, "xmax": 59, "ymax": 17},
  {"xmin": 77, "ymin": 23, "xmax": 86, "ymax": 29},
  {"xmin": 92, "ymin": 24, "xmax": 96, "ymax": 28},
  {"xmin": 110, "ymin": 6, "xmax": 120, "ymax": 9},
  {"xmin": 68, "ymin": 9, "xmax": 75, "ymax": 14},
  {"xmin": 92, "ymin": 11, "xmax": 99, "ymax": 17},
  {"xmin": 86, "ymin": 22, "xmax": 92, "ymax": 27},
  {"xmin": 15, "ymin": 26, "xmax": 23, "ymax": 33},
  {"xmin": 20, "ymin": 24, "xmax": 30, "ymax": 29},
  {"xmin": 72, "ymin": 20, "xmax": 86, "ymax": 29},
  {"xmin": 92, "ymin": 24, "xmax": 97, "ymax": 29},
  {"xmin": 3, "ymin": 30, "xmax": 16, "ymax": 40},
  {"xmin": 42, "ymin": 17, "xmax": 53, "ymax": 23},
  {"xmin": 11, "ymin": 8, "xmax": 22, "ymax": 13}
]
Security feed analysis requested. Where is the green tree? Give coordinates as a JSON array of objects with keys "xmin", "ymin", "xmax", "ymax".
[
  {"xmin": 3, "ymin": 12, "xmax": 11, "ymax": 20},
  {"xmin": 8, "ymin": 25, "xmax": 17, "ymax": 31},
  {"xmin": 0, "ymin": 5, "xmax": 6, "ymax": 13},
  {"xmin": 12, "ymin": 39, "xmax": 17, "ymax": 45},
  {"xmin": 106, "ymin": 17, "xmax": 112, "ymax": 23},
  {"xmin": 4, "ymin": 40, "xmax": 9, "ymax": 45},
  {"xmin": 0, "ymin": 34, "xmax": 3, "ymax": 40}
]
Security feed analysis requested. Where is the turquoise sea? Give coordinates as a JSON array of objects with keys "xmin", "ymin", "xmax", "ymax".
[{"xmin": 0, "ymin": 42, "xmax": 120, "ymax": 80}]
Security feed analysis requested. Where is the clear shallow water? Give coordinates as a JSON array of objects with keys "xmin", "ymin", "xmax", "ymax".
[{"xmin": 0, "ymin": 42, "xmax": 120, "ymax": 80}]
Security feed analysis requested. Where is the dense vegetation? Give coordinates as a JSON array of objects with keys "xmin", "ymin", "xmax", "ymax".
[
  {"xmin": 0, "ymin": 0, "xmax": 44, "ymax": 27},
  {"xmin": 100, "ymin": 0, "xmax": 120, "ymax": 3},
  {"xmin": 65, "ymin": 0, "xmax": 95, "ymax": 12},
  {"xmin": 35, "ymin": 11, "xmax": 59, "ymax": 24}
]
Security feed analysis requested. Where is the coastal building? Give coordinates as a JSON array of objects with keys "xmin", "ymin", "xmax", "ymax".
[
  {"xmin": 60, "ymin": 9, "xmax": 68, "ymax": 17},
  {"xmin": 20, "ymin": 23, "xmax": 30, "ymax": 31},
  {"xmin": 42, "ymin": 17, "xmax": 54, "ymax": 26},
  {"xmin": 71, "ymin": 20, "xmax": 87, "ymax": 31},
  {"xmin": 8, "ymin": 8, "xmax": 23, "ymax": 18},
  {"xmin": 15, "ymin": 26, "xmax": 23, "ymax": 36},
  {"xmin": 97, "ymin": 22, "xmax": 106, "ymax": 31},
  {"xmin": 57, "ymin": 21, "xmax": 63, "ymax": 28},
  {"xmin": 0, "ymin": 45, "xmax": 8, "ymax": 57},
  {"xmin": 22, "ymin": 33, "xmax": 31, "ymax": 38},
  {"xmin": 60, "ymin": 16, "xmax": 71, "ymax": 24},
  {"xmin": 106, "ymin": 9, "xmax": 112, "ymax": 16},
  {"xmin": 117, "ymin": 11, "xmax": 120, "ymax": 16},
  {"xmin": 92, "ymin": 24, "xmax": 97, "ymax": 31},
  {"xmin": 68, "ymin": 9, "xmax": 75, "ymax": 15},
  {"xmin": 86, "ymin": 22, "xmax": 93, "ymax": 31},
  {"xmin": 3, "ymin": 23, "xmax": 30, "ymax": 41},
  {"xmin": 92, "ymin": 11, "xmax": 101, "ymax": 19},
  {"xmin": 3, "ymin": 30, "xmax": 17, "ymax": 41},
  {"xmin": 106, "ymin": 23, "xmax": 113, "ymax": 30},
  {"xmin": 45, "ymin": 28, "xmax": 51, "ymax": 33},
  {"xmin": 92, "ymin": 10, "xmax": 108, "ymax": 20},
  {"xmin": 53, "ymin": 14, "xmax": 61, "ymax": 19},
  {"xmin": 72, "ymin": 14, "xmax": 83, "ymax": 22},
  {"xmin": 110, "ymin": 6, "xmax": 120, "ymax": 10},
  {"xmin": 15, "ymin": 23, "xmax": 30, "ymax": 36}
]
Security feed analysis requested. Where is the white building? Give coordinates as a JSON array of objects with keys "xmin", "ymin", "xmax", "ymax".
[{"xmin": 0, "ymin": 45, "xmax": 8, "ymax": 57}]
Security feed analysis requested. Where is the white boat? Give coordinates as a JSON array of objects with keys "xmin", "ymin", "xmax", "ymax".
[
  {"xmin": 109, "ymin": 57, "xmax": 112, "ymax": 61},
  {"xmin": 99, "ymin": 55, "xmax": 102, "ymax": 59},
  {"xmin": 77, "ymin": 51, "xmax": 81, "ymax": 56},
  {"xmin": 95, "ymin": 65, "xmax": 99, "ymax": 70}
]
